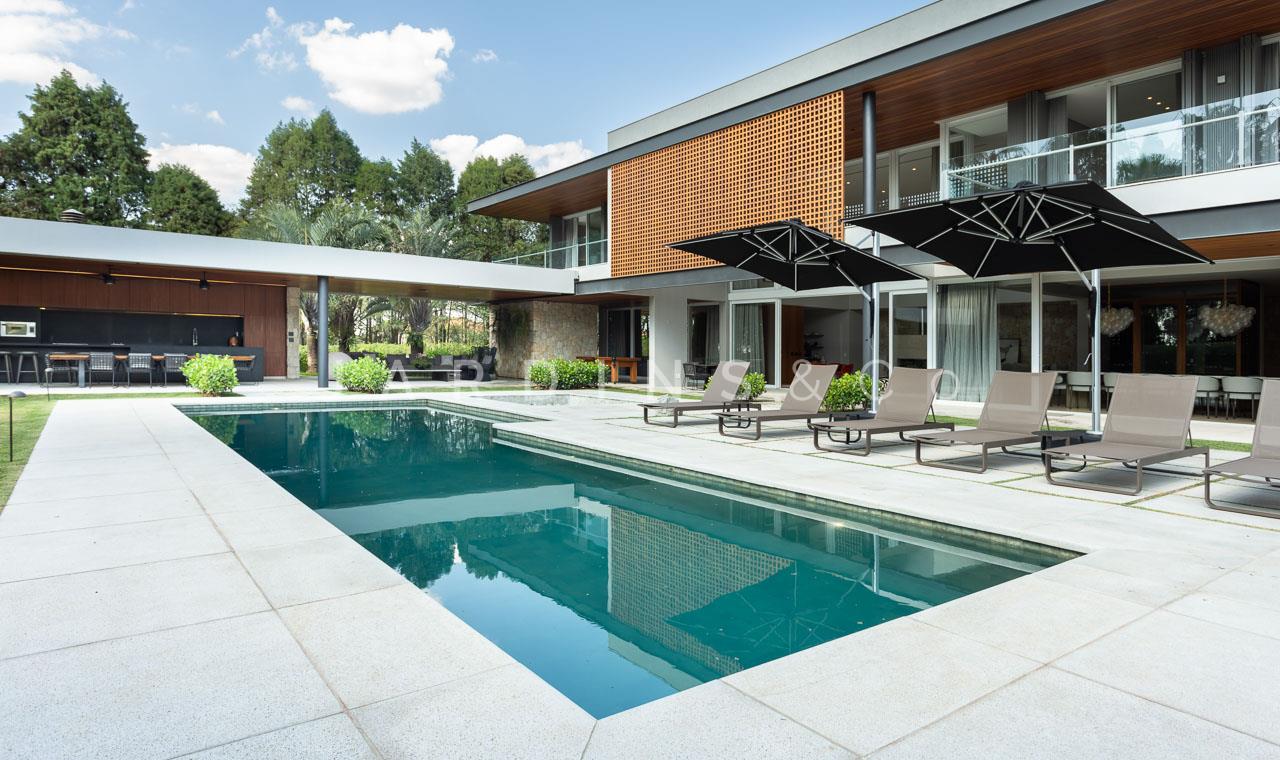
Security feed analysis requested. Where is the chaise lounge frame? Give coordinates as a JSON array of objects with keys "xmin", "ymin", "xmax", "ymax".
[
  {"xmin": 913, "ymin": 371, "xmax": 1059, "ymax": 473},
  {"xmin": 810, "ymin": 368, "xmax": 954, "ymax": 456}
]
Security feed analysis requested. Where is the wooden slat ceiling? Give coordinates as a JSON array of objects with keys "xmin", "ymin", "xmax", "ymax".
[
  {"xmin": 1187, "ymin": 231, "xmax": 1280, "ymax": 261},
  {"xmin": 467, "ymin": 168, "xmax": 608, "ymax": 222},
  {"xmin": 844, "ymin": 0, "xmax": 1280, "ymax": 156}
]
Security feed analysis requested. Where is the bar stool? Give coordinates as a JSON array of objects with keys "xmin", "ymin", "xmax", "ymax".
[
  {"xmin": 13, "ymin": 352, "xmax": 39, "ymax": 384},
  {"xmin": 0, "ymin": 351, "xmax": 11, "ymax": 382}
]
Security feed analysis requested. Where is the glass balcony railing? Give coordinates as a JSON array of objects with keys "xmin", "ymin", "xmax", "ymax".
[
  {"xmin": 496, "ymin": 239, "xmax": 609, "ymax": 269},
  {"xmin": 946, "ymin": 88, "xmax": 1280, "ymax": 199}
]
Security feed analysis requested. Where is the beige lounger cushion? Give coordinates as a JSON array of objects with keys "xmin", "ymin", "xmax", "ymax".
[
  {"xmin": 1209, "ymin": 379, "xmax": 1280, "ymax": 478},
  {"xmin": 1051, "ymin": 374, "xmax": 1199, "ymax": 462}
]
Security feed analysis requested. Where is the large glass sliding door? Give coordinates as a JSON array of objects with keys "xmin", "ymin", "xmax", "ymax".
[
  {"xmin": 688, "ymin": 304, "xmax": 720, "ymax": 365},
  {"xmin": 602, "ymin": 306, "xmax": 649, "ymax": 378},
  {"xmin": 730, "ymin": 302, "xmax": 773, "ymax": 380},
  {"xmin": 563, "ymin": 208, "xmax": 607, "ymax": 267}
]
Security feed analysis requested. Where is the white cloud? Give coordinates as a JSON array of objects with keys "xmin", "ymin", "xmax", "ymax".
[
  {"xmin": 296, "ymin": 18, "xmax": 453, "ymax": 115},
  {"xmin": 229, "ymin": 5, "xmax": 297, "ymax": 72},
  {"xmin": 472, "ymin": 48, "xmax": 497, "ymax": 63},
  {"xmin": 205, "ymin": 109, "xmax": 224, "ymax": 124},
  {"xmin": 149, "ymin": 142, "xmax": 255, "ymax": 205},
  {"xmin": 117, "ymin": 0, "xmax": 137, "ymax": 14},
  {"xmin": 0, "ymin": 1, "xmax": 131, "ymax": 86},
  {"xmin": 280, "ymin": 95, "xmax": 317, "ymax": 116},
  {"xmin": 429, "ymin": 134, "xmax": 593, "ymax": 177}
]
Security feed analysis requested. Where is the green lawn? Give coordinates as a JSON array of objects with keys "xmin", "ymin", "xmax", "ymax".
[{"xmin": 0, "ymin": 397, "xmax": 55, "ymax": 511}]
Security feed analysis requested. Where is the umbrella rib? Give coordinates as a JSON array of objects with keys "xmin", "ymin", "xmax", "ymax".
[
  {"xmin": 981, "ymin": 199, "xmax": 1018, "ymax": 240},
  {"xmin": 973, "ymin": 235, "xmax": 1000, "ymax": 278},
  {"xmin": 1023, "ymin": 217, "xmax": 1095, "ymax": 242},
  {"xmin": 1055, "ymin": 238, "xmax": 1093, "ymax": 289},
  {"xmin": 1097, "ymin": 219, "xmax": 1209, "ymax": 262},
  {"xmin": 915, "ymin": 226, "xmax": 953, "ymax": 250},
  {"xmin": 947, "ymin": 206, "xmax": 1010, "ymax": 241}
]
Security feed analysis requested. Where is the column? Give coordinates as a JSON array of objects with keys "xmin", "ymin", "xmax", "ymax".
[
  {"xmin": 317, "ymin": 275, "xmax": 329, "ymax": 388},
  {"xmin": 863, "ymin": 91, "xmax": 880, "ymax": 411}
]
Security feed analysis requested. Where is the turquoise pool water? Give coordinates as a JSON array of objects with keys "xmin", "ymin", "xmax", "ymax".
[{"xmin": 192, "ymin": 406, "xmax": 1064, "ymax": 718}]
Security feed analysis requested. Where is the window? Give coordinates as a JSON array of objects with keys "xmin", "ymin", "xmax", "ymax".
[{"xmin": 688, "ymin": 304, "xmax": 720, "ymax": 365}]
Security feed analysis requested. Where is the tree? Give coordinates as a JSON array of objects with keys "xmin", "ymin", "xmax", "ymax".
[
  {"xmin": 454, "ymin": 154, "xmax": 543, "ymax": 262},
  {"xmin": 239, "ymin": 110, "xmax": 363, "ymax": 219},
  {"xmin": 0, "ymin": 71, "xmax": 151, "ymax": 226},
  {"xmin": 354, "ymin": 159, "xmax": 400, "ymax": 218},
  {"xmin": 247, "ymin": 200, "xmax": 387, "ymax": 367},
  {"xmin": 145, "ymin": 164, "xmax": 232, "ymax": 236},
  {"xmin": 390, "ymin": 206, "xmax": 456, "ymax": 352},
  {"xmin": 396, "ymin": 139, "xmax": 454, "ymax": 220}
]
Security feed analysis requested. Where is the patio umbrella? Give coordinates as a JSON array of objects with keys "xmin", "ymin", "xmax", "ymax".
[
  {"xmin": 847, "ymin": 180, "xmax": 1210, "ymax": 285},
  {"xmin": 848, "ymin": 180, "xmax": 1212, "ymax": 432},
  {"xmin": 667, "ymin": 218, "xmax": 922, "ymax": 296},
  {"xmin": 669, "ymin": 219, "xmax": 917, "ymax": 410}
]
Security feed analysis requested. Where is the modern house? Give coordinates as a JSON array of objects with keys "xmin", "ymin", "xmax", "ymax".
[{"xmin": 471, "ymin": 0, "xmax": 1280, "ymax": 398}]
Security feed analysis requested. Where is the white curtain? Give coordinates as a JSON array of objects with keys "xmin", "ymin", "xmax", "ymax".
[
  {"xmin": 733, "ymin": 303, "xmax": 766, "ymax": 376},
  {"xmin": 939, "ymin": 283, "xmax": 998, "ymax": 401}
]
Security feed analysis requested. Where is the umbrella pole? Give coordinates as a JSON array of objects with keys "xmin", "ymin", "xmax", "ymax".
[
  {"xmin": 1091, "ymin": 268, "xmax": 1102, "ymax": 434},
  {"xmin": 871, "ymin": 233, "xmax": 881, "ymax": 413}
]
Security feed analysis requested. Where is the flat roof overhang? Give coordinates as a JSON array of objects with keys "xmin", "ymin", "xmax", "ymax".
[
  {"xmin": 0, "ymin": 216, "xmax": 576, "ymax": 301},
  {"xmin": 466, "ymin": 167, "xmax": 608, "ymax": 223}
]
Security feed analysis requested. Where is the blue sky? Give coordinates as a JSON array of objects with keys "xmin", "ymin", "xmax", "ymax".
[{"xmin": 0, "ymin": 0, "xmax": 927, "ymax": 205}]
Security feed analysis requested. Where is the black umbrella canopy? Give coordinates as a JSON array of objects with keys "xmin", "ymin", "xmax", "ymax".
[
  {"xmin": 668, "ymin": 219, "xmax": 923, "ymax": 293},
  {"xmin": 848, "ymin": 180, "xmax": 1211, "ymax": 286}
]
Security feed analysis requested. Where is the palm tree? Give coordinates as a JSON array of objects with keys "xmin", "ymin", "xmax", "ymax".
[
  {"xmin": 390, "ymin": 207, "xmax": 456, "ymax": 353},
  {"xmin": 248, "ymin": 201, "xmax": 387, "ymax": 368}
]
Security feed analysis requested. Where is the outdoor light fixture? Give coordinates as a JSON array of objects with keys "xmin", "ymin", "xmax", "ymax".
[
  {"xmin": 6, "ymin": 390, "xmax": 25, "ymax": 462},
  {"xmin": 101, "ymin": 271, "xmax": 116, "ymax": 285},
  {"xmin": 199, "ymin": 272, "xmax": 210, "ymax": 290}
]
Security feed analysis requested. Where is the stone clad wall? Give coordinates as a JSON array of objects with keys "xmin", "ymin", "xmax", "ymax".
[{"xmin": 493, "ymin": 301, "xmax": 599, "ymax": 378}]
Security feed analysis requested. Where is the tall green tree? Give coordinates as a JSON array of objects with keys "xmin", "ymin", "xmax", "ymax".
[
  {"xmin": 396, "ymin": 139, "xmax": 454, "ymax": 220},
  {"xmin": 454, "ymin": 154, "xmax": 543, "ymax": 262},
  {"xmin": 0, "ymin": 71, "xmax": 151, "ymax": 226},
  {"xmin": 239, "ymin": 110, "xmax": 364, "ymax": 220},
  {"xmin": 145, "ymin": 164, "xmax": 232, "ymax": 236},
  {"xmin": 390, "ymin": 206, "xmax": 456, "ymax": 352},
  {"xmin": 354, "ymin": 159, "xmax": 399, "ymax": 217}
]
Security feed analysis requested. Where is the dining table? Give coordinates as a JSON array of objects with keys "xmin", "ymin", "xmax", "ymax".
[{"xmin": 46, "ymin": 352, "xmax": 90, "ymax": 388}]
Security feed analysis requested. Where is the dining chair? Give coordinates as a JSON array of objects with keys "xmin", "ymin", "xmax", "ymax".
[
  {"xmin": 88, "ymin": 352, "xmax": 115, "ymax": 388},
  {"xmin": 1221, "ymin": 376, "xmax": 1265, "ymax": 420},
  {"xmin": 1194, "ymin": 375, "xmax": 1222, "ymax": 418}
]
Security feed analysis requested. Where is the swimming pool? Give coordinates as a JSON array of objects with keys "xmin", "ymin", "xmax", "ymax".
[{"xmin": 191, "ymin": 405, "xmax": 1066, "ymax": 718}]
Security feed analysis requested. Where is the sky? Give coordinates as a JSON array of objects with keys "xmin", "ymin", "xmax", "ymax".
[{"xmin": 0, "ymin": 0, "xmax": 929, "ymax": 206}]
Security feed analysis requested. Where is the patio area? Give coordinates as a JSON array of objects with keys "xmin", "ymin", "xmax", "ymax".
[{"xmin": 1, "ymin": 389, "xmax": 1279, "ymax": 757}]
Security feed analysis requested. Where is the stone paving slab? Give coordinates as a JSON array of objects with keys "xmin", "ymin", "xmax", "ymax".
[{"xmin": 0, "ymin": 487, "xmax": 203, "ymax": 536}]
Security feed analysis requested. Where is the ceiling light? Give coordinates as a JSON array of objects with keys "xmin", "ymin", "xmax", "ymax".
[
  {"xmin": 1155, "ymin": 101, "xmax": 1162, "ymax": 105},
  {"xmin": 1147, "ymin": 96, "xmax": 1153, "ymax": 100}
]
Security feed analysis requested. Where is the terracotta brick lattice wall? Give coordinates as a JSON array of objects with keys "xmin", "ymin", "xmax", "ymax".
[{"xmin": 610, "ymin": 91, "xmax": 845, "ymax": 278}]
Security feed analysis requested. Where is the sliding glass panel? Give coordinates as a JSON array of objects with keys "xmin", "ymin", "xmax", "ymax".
[
  {"xmin": 891, "ymin": 292, "xmax": 927, "ymax": 369},
  {"xmin": 586, "ymin": 210, "xmax": 606, "ymax": 265},
  {"xmin": 996, "ymin": 282, "xmax": 1032, "ymax": 372},
  {"xmin": 844, "ymin": 155, "xmax": 891, "ymax": 218},
  {"xmin": 938, "ymin": 283, "xmax": 997, "ymax": 402},
  {"xmin": 1111, "ymin": 71, "xmax": 1185, "ymax": 184},
  {"xmin": 1185, "ymin": 299, "xmax": 1237, "ymax": 376},
  {"xmin": 1041, "ymin": 282, "xmax": 1094, "ymax": 408},
  {"xmin": 897, "ymin": 146, "xmax": 940, "ymax": 209},
  {"xmin": 732, "ymin": 303, "xmax": 768, "ymax": 377},
  {"xmin": 1138, "ymin": 303, "xmax": 1179, "ymax": 374}
]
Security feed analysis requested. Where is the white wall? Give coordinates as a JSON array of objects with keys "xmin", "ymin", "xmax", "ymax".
[{"xmin": 648, "ymin": 289, "xmax": 689, "ymax": 391}]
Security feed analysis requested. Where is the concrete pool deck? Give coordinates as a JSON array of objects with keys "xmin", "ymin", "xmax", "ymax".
[{"xmin": 2, "ymin": 391, "xmax": 1280, "ymax": 758}]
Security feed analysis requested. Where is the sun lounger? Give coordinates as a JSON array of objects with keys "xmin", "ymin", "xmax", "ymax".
[
  {"xmin": 715, "ymin": 363, "xmax": 838, "ymax": 440},
  {"xmin": 1043, "ymin": 374, "xmax": 1208, "ymax": 495},
  {"xmin": 810, "ymin": 367, "xmax": 954, "ymax": 455},
  {"xmin": 638, "ymin": 360, "xmax": 756, "ymax": 427},
  {"xmin": 1204, "ymin": 378, "xmax": 1280, "ymax": 518},
  {"xmin": 913, "ymin": 371, "xmax": 1058, "ymax": 472}
]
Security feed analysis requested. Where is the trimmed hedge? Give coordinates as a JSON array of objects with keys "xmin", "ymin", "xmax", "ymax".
[
  {"xmin": 181, "ymin": 354, "xmax": 238, "ymax": 396},
  {"xmin": 529, "ymin": 358, "xmax": 606, "ymax": 389},
  {"xmin": 335, "ymin": 356, "xmax": 392, "ymax": 393},
  {"xmin": 712, "ymin": 370, "xmax": 767, "ymax": 400}
]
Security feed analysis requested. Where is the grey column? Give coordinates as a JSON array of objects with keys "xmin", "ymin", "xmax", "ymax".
[
  {"xmin": 1090, "ymin": 269, "xmax": 1102, "ymax": 434},
  {"xmin": 317, "ymin": 275, "xmax": 329, "ymax": 388},
  {"xmin": 862, "ymin": 91, "xmax": 880, "ymax": 412}
]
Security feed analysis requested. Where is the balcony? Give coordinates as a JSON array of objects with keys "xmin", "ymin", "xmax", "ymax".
[
  {"xmin": 496, "ymin": 239, "xmax": 610, "ymax": 269},
  {"xmin": 946, "ymin": 88, "xmax": 1280, "ymax": 199}
]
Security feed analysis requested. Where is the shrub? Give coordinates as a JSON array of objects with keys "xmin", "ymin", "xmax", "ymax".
[
  {"xmin": 299, "ymin": 344, "xmax": 310, "ymax": 374},
  {"xmin": 824, "ymin": 371, "xmax": 873, "ymax": 411},
  {"xmin": 528, "ymin": 358, "xmax": 606, "ymax": 389},
  {"xmin": 729, "ymin": 371, "xmax": 767, "ymax": 400},
  {"xmin": 336, "ymin": 355, "xmax": 391, "ymax": 393},
  {"xmin": 181, "ymin": 354, "xmax": 238, "ymax": 396}
]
